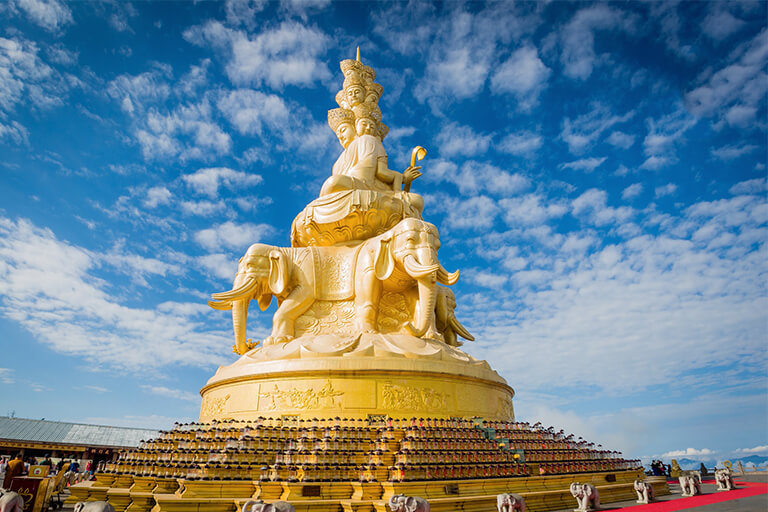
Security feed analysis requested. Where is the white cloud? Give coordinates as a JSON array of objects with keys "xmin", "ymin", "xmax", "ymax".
[
  {"xmin": 137, "ymin": 100, "xmax": 232, "ymax": 161},
  {"xmin": 641, "ymin": 105, "xmax": 697, "ymax": 170},
  {"xmin": 701, "ymin": 8, "xmax": 746, "ymax": 42},
  {"xmin": 734, "ymin": 445, "xmax": 768, "ymax": 454},
  {"xmin": 561, "ymin": 103, "xmax": 634, "ymax": 154},
  {"xmin": 224, "ymin": 0, "xmax": 267, "ymax": 30},
  {"xmin": 496, "ymin": 131, "xmax": 542, "ymax": 157},
  {"xmin": 198, "ymin": 254, "xmax": 238, "ymax": 280},
  {"xmin": 182, "ymin": 167, "xmax": 263, "ymax": 198},
  {"xmin": 179, "ymin": 200, "xmax": 226, "ymax": 216},
  {"xmin": 499, "ymin": 194, "xmax": 567, "ymax": 226},
  {"xmin": 107, "ymin": 67, "xmax": 172, "ymax": 115},
  {"xmin": 142, "ymin": 186, "xmax": 172, "ymax": 208},
  {"xmin": 0, "ymin": 36, "xmax": 75, "ymax": 117},
  {"xmin": 184, "ymin": 20, "xmax": 331, "ymax": 88},
  {"xmin": 685, "ymin": 29, "xmax": 768, "ymax": 127},
  {"xmin": 435, "ymin": 122, "xmax": 492, "ymax": 158},
  {"xmin": 0, "ymin": 120, "xmax": 29, "ymax": 145},
  {"xmin": 425, "ymin": 159, "xmax": 529, "ymax": 197},
  {"xmin": 560, "ymin": 157, "xmax": 607, "ymax": 172},
  {"xmin": 571, "ymin": 188, "xmax": 634, "ymax": 226},
  {"xmin": 430, "ymin": 194, "xmax": 500, "ymax": 231},
  {"xmin": 711, "ymin": 143, "xmax": 759, "ymax": 161},
  {"xmin": 14, "ymin": 0, "xmax": 72, "ymax": 33},
  {"xmin": 560, "ymin": 5, "xmax": 636, "ymax": 80},
  {"xmin": 0, "ymin": 216, "xmax": 232, "ymax": 371},
  {"xmin": 490, "ymin": 45, "xmax": 550, "ymax": 110},
  {"xmin": 730, "ymin": 178, "xmax": 767, "ymax": 195},
  {"xmin": 655, "ymin": 183, "xmax": 678, "ymax": 198},
  {"xmin": 662, "ymin": 447, "xmax": 715, "ymax": 458},
  {"xmin": 217, "ymin": 89, "xmax": 290, "ymax": 135},
  {"xmin": 0, "ymin": 368, "xmax": 15, "ymax": 384},
  {"xmin": 141, "ymin": 385, "xmax": 200, "ymax": 403},
  {"xmin": 606, "ymin": 131, "xmax": 635, "ymax": 149},
  {"xmin": 373, "ymin": 4, "xmax": 538, "ymax": 110},
  {"xmin": 194, "ymin": 221, "xmax": 275, "ymax": 251},
  {"xmin": 622, "ymin": 183, "xmax": 643, "ymax": 200}
]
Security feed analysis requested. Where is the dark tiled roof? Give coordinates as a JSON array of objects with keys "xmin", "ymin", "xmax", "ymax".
[{"xmin": 0, "ymin": 417, "xmax": 159, "ymax": 448}]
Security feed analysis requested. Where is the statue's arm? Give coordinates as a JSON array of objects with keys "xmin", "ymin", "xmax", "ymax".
[{"xmin": 375, "ymin": 156, "xmax": 402, "ymax": 190}]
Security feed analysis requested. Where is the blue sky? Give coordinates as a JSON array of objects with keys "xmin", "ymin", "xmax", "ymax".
[{"xmin": 0, "ymin": 0, "xmax": 766, "ymax": 464}]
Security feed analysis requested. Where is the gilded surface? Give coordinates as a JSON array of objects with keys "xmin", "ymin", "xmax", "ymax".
[
  {"xmin": 381, "ymin": 382, "xmax": 448, "ymax": 411},
  {"xmin": 259, "ymin": 379, "xmax": 344, "ymax": 411},
  {"xmin": 201, "ymin": 50, "xmax": 513, "ymax": 422},
  {"xmin": 200, "ymin": 394, "xmax": 230, "ymax": 418}
]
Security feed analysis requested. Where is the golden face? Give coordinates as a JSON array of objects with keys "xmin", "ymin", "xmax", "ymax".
[
  {"xmin": 346, "ymin": 86, "xmax": 365, "ymax": 107},
  {"xmin": 356, "ymin": 118, "xmax": 377, "ymax": 137},
  {"xmin": 335, "ymin": 122, "xmax": 356, "ymax": 148}
]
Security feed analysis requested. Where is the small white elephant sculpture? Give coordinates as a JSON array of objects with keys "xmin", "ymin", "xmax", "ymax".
[
  {"xmin": 714, "ymin": 468, "xmax": 735, "ymax": 491},
  {"xmin": 633, "ymin": 480, "xmax": 655, "ymax": 504},
  {"xmin": 497, "ymin": 492, "xmax": 526, "ymax": 512},
  {"xmin": 678, "ymin": 475, "xmax": 701, "ymax": 496},
  {"xmin": 74, "ymin": 502, "xmax": 115, "ymax": 512},
  {"xmin": 0, "ymin": 490, "xmax": 24, "ymax": 512},
  {"xmin": 569, "ymin": 482, "xmax": 600, "ymax": 511},
  {"xmin": 389, "ymin": 494, "xmax": 430, "ymax": 512},
  {"xmin": 241, "ymin": 500, "xmax": 296, "ymax": 512}
]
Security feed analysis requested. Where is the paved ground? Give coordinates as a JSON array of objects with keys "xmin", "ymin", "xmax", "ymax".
[
  {"xmin": 552, "ymin": 473, "xmax": 768, "ymax": 512},
  {"xmin": 54, "ymin": 473, "xmax": 768, "ymax": 511}
]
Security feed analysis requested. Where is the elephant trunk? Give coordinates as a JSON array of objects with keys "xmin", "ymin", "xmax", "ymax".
[{"xmin": 210, "ymin": 272, "xmax": 264, "ymax": 355}]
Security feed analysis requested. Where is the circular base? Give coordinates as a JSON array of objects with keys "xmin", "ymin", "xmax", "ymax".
[{"xmin": 199, "ymin": 336, "xmax": 514, "ymax": 422}]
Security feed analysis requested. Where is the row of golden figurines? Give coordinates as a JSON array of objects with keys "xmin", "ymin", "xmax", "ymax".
[
  {"xmin": 114, "ymin": 445, "xmax": 518, "ymax": 468},
  {"xmin": 166, "ymin": 417, "xmax": 526, "ymax": 431},
  {"xmin": 103, "ymin": 461, "xmax": 534, "ymax": 482}
]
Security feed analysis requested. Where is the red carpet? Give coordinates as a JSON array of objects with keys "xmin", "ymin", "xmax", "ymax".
[{"xmin": 610, "ymin": 480, "xmax": 768, "ymax": 511}]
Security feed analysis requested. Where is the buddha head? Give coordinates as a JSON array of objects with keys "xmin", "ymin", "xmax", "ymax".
[
  {"xmin": 327, "ymin": 108, "xmax": 356, "ymax": 148},
  {"xmin": 352, "ymin": 103, "xmax": 382, "ymax": 137},
  {"xmin": 343, "ymin": 79, "xmax": 366, "ymax": 108}
]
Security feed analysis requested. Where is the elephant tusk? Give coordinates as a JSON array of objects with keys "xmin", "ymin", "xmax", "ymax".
[
  {"xmin": 207, "ymin": 300, "xmax": 233, "ymax": 311},
  {"xmin": 402, "ymin": 254, "xmax": 439, "ymax": 278},
  {"xmin": 437, "ymin": 264, "xmax": 459, "ymax": 285},
  {"xmin": 449, "ymin": 315, "xmax": 475, "ymax": 341},
  {"xmin": 210, "ymin": 277, "xmax": 260, "ymax": 302}
]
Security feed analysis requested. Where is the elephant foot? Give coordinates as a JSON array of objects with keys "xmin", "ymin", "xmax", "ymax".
[{"xmin": 264, "ymin": 335, "xmax": 294, "ymax": 346}]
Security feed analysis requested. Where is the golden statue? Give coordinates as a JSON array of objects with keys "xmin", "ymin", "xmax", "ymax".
[{"xmin": 204, "ymin": 50, "xmax": 514, "ymax": 422}]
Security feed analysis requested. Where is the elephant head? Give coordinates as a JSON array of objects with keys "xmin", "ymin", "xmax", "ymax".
[
  {"xmin": 435, "ymin": 286, "xmax": 474, "ymax": 346},
  {"xmin": 373, "ymin": 218, "xmax": 459, "ymax": 338},
  {"xmin": 209, "ymin": 244, "xmax": 289, "ymax": 354},
  {"xmin": 569, "ymin": 482, "xmax": 583, "ymax": 498},
  {"xmin": 242, "ymin": 500, "xmax": 275, "ymax": 512}
]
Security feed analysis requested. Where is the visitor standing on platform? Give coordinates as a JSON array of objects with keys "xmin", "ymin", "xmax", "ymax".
[{"xmin": 3, "ymin": 454, "xmax": 24, "ymax": 488}]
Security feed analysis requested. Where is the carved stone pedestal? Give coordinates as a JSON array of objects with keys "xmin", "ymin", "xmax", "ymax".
[{"xmin": 200, "ymin": 334, "xmax": 514, "ymax": 422}]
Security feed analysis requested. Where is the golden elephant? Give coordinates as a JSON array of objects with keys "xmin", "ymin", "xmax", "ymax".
[{"xmin": 209, "ymin": 218, "xmax": 459, "ymax": 354}]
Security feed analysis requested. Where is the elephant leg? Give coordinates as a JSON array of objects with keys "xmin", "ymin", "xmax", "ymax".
[
  {"xmin": 270, "ymin": 285, "xmax": 314, "ymax": 343},
  {"xmin": 355, "ymin": 267, "xmax": 381, "ymax": 333}
]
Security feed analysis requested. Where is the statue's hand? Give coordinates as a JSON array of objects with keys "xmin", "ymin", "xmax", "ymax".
[{"xmin": 402, "ymin": 166, "xmax": 422, "ymax": 185}]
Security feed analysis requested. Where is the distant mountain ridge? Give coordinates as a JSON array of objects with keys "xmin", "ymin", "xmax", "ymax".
[{"xmin": 673, "ymin": 455, "xmax": 768, "ymax": 471}]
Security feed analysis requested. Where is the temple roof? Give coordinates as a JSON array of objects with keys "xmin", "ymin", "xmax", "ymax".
[{"xmin": 0, "ymin": 416, "xmax": 159, "ymax": 449}]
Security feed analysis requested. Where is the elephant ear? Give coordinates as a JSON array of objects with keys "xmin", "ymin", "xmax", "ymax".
[
  {"xmin": 74, "ymin": 504, "xmax": 84, "ymax": 512},
  {"xmin": 268, "ymin": 250, "xmax": 288, "ymax": 296},
  {"xmin": 374, "ymin": 236, "xmax": 394, "ymax": 281},
  {"xmin": 405, "ymin": 497, "xmax": 418, "ymax": 512}
]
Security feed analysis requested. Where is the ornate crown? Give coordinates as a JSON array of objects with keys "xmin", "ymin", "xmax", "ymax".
[{"xmin": 327, "ymin": 108, "xmax": 355, "ymax": 132}]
